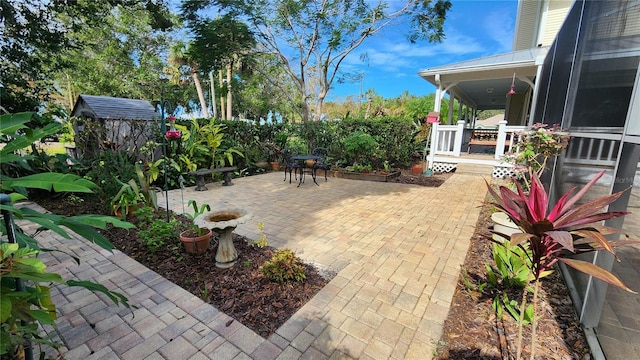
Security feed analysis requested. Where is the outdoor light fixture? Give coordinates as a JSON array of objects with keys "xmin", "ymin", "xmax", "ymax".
[
  {"xmin": 507, "ymin": 73, "xmax": 516, "ymax": 96},
  {"xmin": 486, "ymin": 87, "xmax": 494, "ymax": 94}
]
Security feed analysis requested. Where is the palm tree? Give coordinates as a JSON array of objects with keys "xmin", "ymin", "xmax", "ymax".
[
  {"xmin": 167, "ymin": 41, "xmax": 210, "ymax": 118},
  {"xmin": 189, "ymin": 15, "xmax": 256, "ymax": 120}
]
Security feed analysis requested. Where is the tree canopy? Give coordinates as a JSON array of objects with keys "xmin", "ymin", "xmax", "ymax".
[
  {"xmin": 181, "ymin": 0, "xmax": 451, "ymax": 121},
  {"xmin": 1, "ymin": 0, "xmax": 173, "ymax": 113}
]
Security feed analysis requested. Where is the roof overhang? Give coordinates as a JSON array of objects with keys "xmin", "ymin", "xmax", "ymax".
[{"xmin": 418, "ymin": 47, "xmax": 549, "ymax": 110}]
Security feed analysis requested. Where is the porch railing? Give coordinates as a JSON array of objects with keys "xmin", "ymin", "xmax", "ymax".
[
  {"xmin": 426, "ymin": 121, "xmax": 623, "ymax": 170},
  {"xmin": 564, "ymin": 132, "xmax": 622, "ymax": 167},
  {"xmin": 427, "ymin": 120, "xmax": 526, "ymax": 169}
]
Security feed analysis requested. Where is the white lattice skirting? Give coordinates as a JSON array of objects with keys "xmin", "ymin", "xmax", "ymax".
[
  {"xmin": 492, "ymin": 166, "xmax": 516, "ymax": 179},
  {"xmin": 432, "ymin": 162, "xmax": 458, "ymax": 173}
]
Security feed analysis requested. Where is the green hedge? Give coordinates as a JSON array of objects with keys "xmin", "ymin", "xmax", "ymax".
[{"xmin": 214, "ymin": 116, "xmax": 418, "ymax": 170}]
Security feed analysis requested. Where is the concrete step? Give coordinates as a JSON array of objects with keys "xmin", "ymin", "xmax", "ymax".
[{"xmin": 455, "ymin": 162, "xmax": 494, "ymax": 176}]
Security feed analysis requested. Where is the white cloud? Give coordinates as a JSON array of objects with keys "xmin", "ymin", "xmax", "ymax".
[
  {"xmin": 482, "ymin": 9, "xmax": 515, "ymax": 51},
  {"xmin": 344, "ymin": 28, "xmax": 486, "ymax": 74}
]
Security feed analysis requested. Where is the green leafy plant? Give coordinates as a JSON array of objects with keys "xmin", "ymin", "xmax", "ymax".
[
  {"xmin": 138, "ymin": 219, "xmax": 179, "ymax": 252},
  {"xmin": 486, "ymin": 241, "xmax": 534, "ymax": 289},
  {"xmin": 179, "ymin": 118, "xmax": 243, "ymax": 170},
  {"xmin": 82, "ymin": 149, "xmax": 138, "ymax": 206},
  {"xmin": 505, "ymin": 123, "xmax": 570, "ymax": 190},
  {"xmin": 183, "ymin": 200, "xmax": 211, "ymax": 236},
  {"xmin": 133, "ymin": 206, "xmax": 155, "ymax": 224},
  {"xmin": 1, "ymin": 112, "xmax": 135, "ymax": 358},
  {"xmin": 249, "ymin": 222, "xmax": 268, "ymax": 248},
  {"xmin": 493, "ymin": 293, "xmax": 534, "ymax": 326},
  {"xmin": 111, "ymin": 178, "xmax": 144, "ymax": 219},
  {"xmin": 261, "ymin": 248, "xmax": 306, "ymax": 283},
  {"xmin": 342, "ymin": 130, "xmax": 378, "ymax": 166},
  {"xmin": 284, "ymin": 136, "xmax": 308, "ymax": 156},
  {"xmin": 483, "ymin": 241, "xmax": 538, "ymax": 325},
  {"xmin": 135, "ymin": 163, "xmax": 158, "ymax": 210},
  {"xmin": 382, "ymin": 160, "xmax": 392, "ymax": 173},
  {"xmin": 487, "ymin": 169, "xmax": 638, "ymax": 359}
]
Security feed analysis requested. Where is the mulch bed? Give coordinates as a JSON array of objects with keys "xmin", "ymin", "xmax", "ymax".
[
  {"xmin": 34, "ymin": 194, "xmax": 332, "ymax": 338},
  {"xmin": 434, "ymin": 195, "xmax": 590, "ymax": 359}
]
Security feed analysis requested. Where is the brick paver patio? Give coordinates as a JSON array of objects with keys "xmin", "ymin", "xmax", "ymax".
[{"xmin": 30, "ymin": 171, "xmax": 488, "ymax": 359}]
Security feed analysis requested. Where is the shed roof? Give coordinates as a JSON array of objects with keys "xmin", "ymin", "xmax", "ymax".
[{"xmin": 71, "ymin": 95, "xmax": 158, "ymax": 121}]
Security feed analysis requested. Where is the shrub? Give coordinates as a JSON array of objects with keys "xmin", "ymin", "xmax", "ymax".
[
  {"xmin": 138, "ymin": 219, "xmax": 179, "ymax": 252},
  {"xmin": 343, "ymin": 130, "xmax": 378, "ymax": 166},
  {"xmin": 261, "ymin": 248, "xmax": 306, "ymax": 282}
]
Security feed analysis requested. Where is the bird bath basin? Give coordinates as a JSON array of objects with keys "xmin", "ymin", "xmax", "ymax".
[{"xmin": 194, "ymin": 207, "xmax": 252, "ymax": 268}]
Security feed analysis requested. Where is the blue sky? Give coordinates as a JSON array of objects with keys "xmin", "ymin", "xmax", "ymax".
[
  {"xmin": 328, "ymin": 0, "xmax": 518, "ymax": 101},
  {"xmin": 170, "ymin": 0, "xmax": 518, "ymax": 102}
]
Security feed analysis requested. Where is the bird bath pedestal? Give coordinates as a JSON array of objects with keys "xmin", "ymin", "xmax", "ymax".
[{"xmin": 195, "ymin": 208, "xmax": 252, "ymax": 268}]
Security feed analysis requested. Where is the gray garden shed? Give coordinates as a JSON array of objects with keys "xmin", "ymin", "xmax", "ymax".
[{"xmin": 70, "ymin": 95, "xmax": 161, "ymax": 158}]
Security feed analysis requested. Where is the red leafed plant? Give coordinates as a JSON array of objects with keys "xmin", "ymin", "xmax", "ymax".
[{"xmin": 487, "ymin": 169, "xmax": 637, "ymax": 359}]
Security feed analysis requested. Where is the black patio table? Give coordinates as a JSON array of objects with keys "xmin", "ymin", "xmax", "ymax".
[{"xmin": 290, "ymin": 155, "xmax": 321, "ymax": 187}]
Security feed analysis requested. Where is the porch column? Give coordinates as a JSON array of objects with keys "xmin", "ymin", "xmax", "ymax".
[
  {"xmin": 434, "ymin": 74, "xmax": 443, "ymax": 113},
  {"xmin": 448, "ymin": 94, "xmax": 455, "ymax": 125},
  {"xmin": 453, "ymin": 121, "xmax": 465, "ymax": 157},
  {"xmin": 495, "ymin": 120, "xmax": 508, "ymax": 159},
  {"xmin": 528, "ymin": 64, "xmax": 544, "ymax": 125}
]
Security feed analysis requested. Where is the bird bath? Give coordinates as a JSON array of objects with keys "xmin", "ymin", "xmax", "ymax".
[{"xmin": 194, "ymin": 207, "xmax": 252, "ymax": 268}]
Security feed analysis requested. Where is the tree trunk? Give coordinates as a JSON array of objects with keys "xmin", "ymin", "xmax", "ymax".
[
  {"xmin": 315, "ymin": 97, "xmax": 325, "ymax": 122},
  {"xmin": 209, "ymin": 71, "xmax": 217, "ymax": 119},
  {"xmin": 226, "ymin": 61, "xmax": 233, "ymax": 120},
  {"xmin": 219, "ymin": 70, "xmax": 226, "ymax": 119},
  {"xmin": 191, "ymin": 70, "xmax": 210, "ymax": 118}
]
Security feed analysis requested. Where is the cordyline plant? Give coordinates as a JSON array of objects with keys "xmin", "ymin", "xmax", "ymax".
[{"xmin": 487, "ymin": 169, "xmax": 637, "ymax": 360}]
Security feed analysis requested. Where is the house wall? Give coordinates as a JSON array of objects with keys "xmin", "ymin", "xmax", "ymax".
[
  {"xmin": 513, "ymin": 0, "xmax": 572, "ymax": 51},
  {"xmin": 513, "ymin": 0, "xmax": 543, "ymax": 50},
  {"xmin": 540, "ymin": 1, "xmax": 573, "ymax": 46}
]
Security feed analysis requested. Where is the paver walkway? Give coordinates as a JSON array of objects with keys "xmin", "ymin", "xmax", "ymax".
[{"xmin": 31, "ymin": 172, "xmax": 488, "ymax": 359}]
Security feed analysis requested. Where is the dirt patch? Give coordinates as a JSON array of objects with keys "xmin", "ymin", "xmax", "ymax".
[{"xmin": 389, "ymin": 170, "xmax": 452, "ymax": 187}]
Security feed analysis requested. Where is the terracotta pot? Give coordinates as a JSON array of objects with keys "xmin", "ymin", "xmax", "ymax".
[
  {"xmin": 305, "ymin": 159, "xmax": 316, "ymax": 168},
  {"xmin": 270, "ymin": 161, "xmax": 280, "ymax": 171},
  {"xmin": 112, "ymin": 204, "xmax": 138, "ymax": 219},
  {"xmin": 179, "ymin": 228, "xmax": 213, "ymax": 255},
  {"xmin": 411, "ymin": 164, "xmax": 424, "ymax": 175}
]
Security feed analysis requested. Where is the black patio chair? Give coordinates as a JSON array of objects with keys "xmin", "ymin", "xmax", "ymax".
[
  {"xmin": 312, "ymin": 147, "xmax": 331, "ymax": 182},
  {"xmin": 282, "ymin": 148, "xmax": 303, "ymax": 184}
]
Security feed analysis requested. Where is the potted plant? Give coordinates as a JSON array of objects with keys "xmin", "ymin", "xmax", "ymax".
[
  {"xmin": 179, "ymin": 200, "xmax": 213, "ymax": 255},
  {"xmin": 111, "ymin": 178, "xmax": 143, "ymax": 219},
  {"xmin": 411, "ymin": 162, "xmax": 424, "ymax": 175},
  {"xmin": 269, "ymin": 131, "xmax": 290, "ymax": 170},
  {"xmin": 261, "ymin": 140, "xmax": 282, "ymax": 170},
  {"xmin": 503, "ymin": 123, "xmax": 570, "ymax": 190},
  {"xmin": 380, "ymin": 160, "xmax": 392, "ymax": 175}
]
